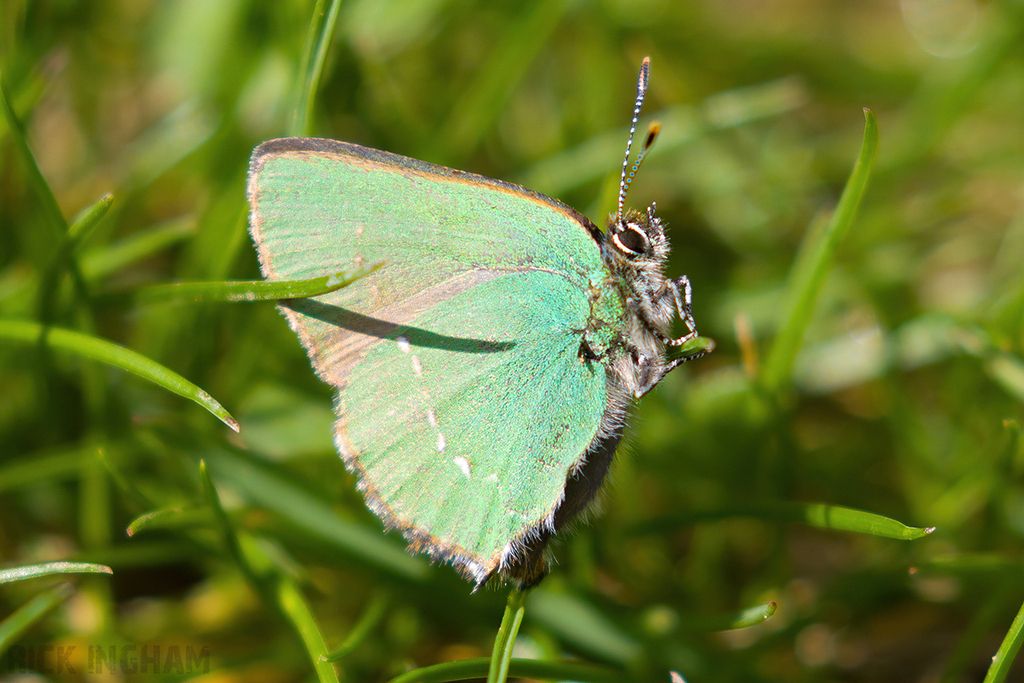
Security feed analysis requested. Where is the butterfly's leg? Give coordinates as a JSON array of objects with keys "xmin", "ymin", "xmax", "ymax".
[
  {"xmin": 662, "ymin": 275, "xmax": 714, "ymax": 373},
  {"xmin": 634, "ymin": 278, "xmax": 710, "ymax": 394},
  {"xmin": 637, "ymin": 276, "xmax": 698, "ymax": 350},
  {"xmin": 633, "ymin": 341, "xmax": 711, "ymax": 398},
  {"xmin": 633, "ymin": 352, "xmax": 664, "ymax": 397},
  {"xmin": 666, "ymin": 276, "xmax": 698, "ymax": 345},
  {"xmin": 579, "ymin": 332, "xmax": 609, "ymax": 362},
  {"xmin": 642, "ymin": 204, "xmax": 698, "ymax": 342}
]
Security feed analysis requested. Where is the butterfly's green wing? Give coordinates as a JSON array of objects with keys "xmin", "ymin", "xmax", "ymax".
[{"xmin": 247, "ymin": 138, "xmax": 622, "ymax": 584}]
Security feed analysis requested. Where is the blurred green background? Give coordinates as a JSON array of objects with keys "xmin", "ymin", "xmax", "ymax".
[{"xmin": 2, "ymin": 1, "xmax": 1024, "ymax": 681}]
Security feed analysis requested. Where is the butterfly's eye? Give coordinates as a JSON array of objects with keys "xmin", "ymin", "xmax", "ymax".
[{"xmin": 612, "ymin": 224, "xmax": 648, "ymax": 256}]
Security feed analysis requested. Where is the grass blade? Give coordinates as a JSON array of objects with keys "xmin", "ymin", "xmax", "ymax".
[
  {"xmin": 276, "ymin": 576, "xmax": 341, "ymax": 683},
  {"xmin": 638, "ymin": 502, "xmax": 933, "ymax": 540},
  {"xmin": 0, "ymin": 447, "xmax": 95, "ymax": 492},
  {"xmin": 430, "ymin": 0, "xmax": 573, "ymax": 161},
  {"xmin": 0, "ymin": 562, "xmax": 113, "ymax": 584},
  {"xmin": 0, "ymin": 319, "xmax": 239, "ymax": 431},
  {"xmin": 800, "ymin": 503, "xmax": 933, "ymax": 539},
  {"xmin": 761, "ymin": 109, "xmax": 879, "ymax": 395},
  {"xmin": 0, "ymin": 583, "xmax": 75, "ymax": 658},
  {"xmin": 132, "ymin": 264, "xmax": 382, "ymax": 304},
  {"xmin": 983, "ymin": 596, "xmax": 1024, "ymax": 683},
  {"xmin": 126, "ymin": 507, "xmax": 212, "ymax": 537},
  {"xmin": 80, "ymin": 218, "xmax": 195, "ymax": 281},
  {"xmin": 204, "ymin": 448, "xmax": 428, "ymax": 581},
  {"xmin": 487, "ymin": 588, "xmax": 528, "ymax": 683},
  {"xmin": 391, "ymin": 657, "xmax": 620, "ymax": 683},
  {"xmin": 37, "ymin": 193, "xmax": 114, "ymax": 316},
  {"xmin": 0, "ymin": 71, "xmax": 67, "ymax": 243},
  {"xmin": 200, "ymin": 461, "xmax": 340, "ymax": 683},
  {"xmin": 324, "ymin": 591, "xmax": 389, "ymax": 662},
  {"xmin": 724, "ymin": 601, "xmax": 777, "ymax": 630},
  {"xmin": 292, "ymin": 0, "xmax": 343, "ymax": 136},
  {"xmin": 526, "ymin": 589, "xmax": 640, "ymax": 665}
]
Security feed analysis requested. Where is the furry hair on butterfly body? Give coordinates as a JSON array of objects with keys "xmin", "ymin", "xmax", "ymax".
[{"xmin": 602, "ymin": 205, "xmax": 697, "ymax": 400}]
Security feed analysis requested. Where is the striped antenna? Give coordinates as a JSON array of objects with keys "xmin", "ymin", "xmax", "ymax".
[
  {"xmin": 617, "ymin": 57, "xmax": 651, "ymax": 225},
  {"xmin": 627, "ymin": 121, "xmax": 660, "ymax": 195}
]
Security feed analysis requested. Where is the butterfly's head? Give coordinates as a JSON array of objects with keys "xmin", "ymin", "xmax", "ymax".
[{"xmin": 605, "ymin": 204, "xmax": 670, "ymax": 277}]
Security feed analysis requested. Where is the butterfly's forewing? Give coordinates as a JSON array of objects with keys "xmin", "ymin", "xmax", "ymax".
[{"xmin": 247, "ymin": 138, "xmax": 620, "ymax": 584}]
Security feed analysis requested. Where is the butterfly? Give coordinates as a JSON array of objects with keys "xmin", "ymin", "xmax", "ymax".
[{"xmin": 246, "ymin": 58, "xmax": 713, "ymax": 588}]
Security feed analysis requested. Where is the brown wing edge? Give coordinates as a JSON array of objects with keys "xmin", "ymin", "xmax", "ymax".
[
  {"xmin": 335, "ymin": 367, "xmax": 632, "ymax": 591},
  {"xmin": 496, "ymin": 379, "xmax": 631, "ymax": 588},
  {"xmin": 249, "ymin": 137, "xmax": 607, "ymax": 249}
]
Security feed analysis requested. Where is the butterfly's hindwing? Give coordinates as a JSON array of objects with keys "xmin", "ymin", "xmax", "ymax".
[{"xmin": 337, "ymin": 272, "xmax": 607, "ymax": 580}]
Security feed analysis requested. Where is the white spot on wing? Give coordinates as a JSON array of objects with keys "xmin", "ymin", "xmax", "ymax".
[
  {"xmin": 394, "ymin": 336, "xmax": 449, "ymax": 456},
  {"xmin": 453, "ymin": 455, "xmax": 470, "ymax": 477}
]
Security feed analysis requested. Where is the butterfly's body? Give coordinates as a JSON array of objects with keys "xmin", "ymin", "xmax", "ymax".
[{"xmin": 247, "ymin": 59, "xmax": 712, "ymax": 588}]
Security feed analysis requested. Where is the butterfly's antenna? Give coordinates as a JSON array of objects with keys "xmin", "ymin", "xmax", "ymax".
[
  {"xmin": 630, "ymin": 121, "xmax": 660, "ymax": 191},
  {"xmin": 617, "ymin": 56, "xmax": 651, "ymax": 226}
]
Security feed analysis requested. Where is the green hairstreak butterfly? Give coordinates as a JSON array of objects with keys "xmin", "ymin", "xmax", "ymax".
[{"xmin": 247, "ymin": 58, "xmax": 713, "ymax": 588}]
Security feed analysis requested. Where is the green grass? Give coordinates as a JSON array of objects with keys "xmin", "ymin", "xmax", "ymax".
[{"xmin": 2, "ymin": 1, "xmax": 1024, "ymax": 681}]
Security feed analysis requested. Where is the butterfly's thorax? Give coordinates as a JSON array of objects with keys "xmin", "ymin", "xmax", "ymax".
[{"xmin": 581, "ymin": 274, "xmax": 628, "ymax": 360}]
